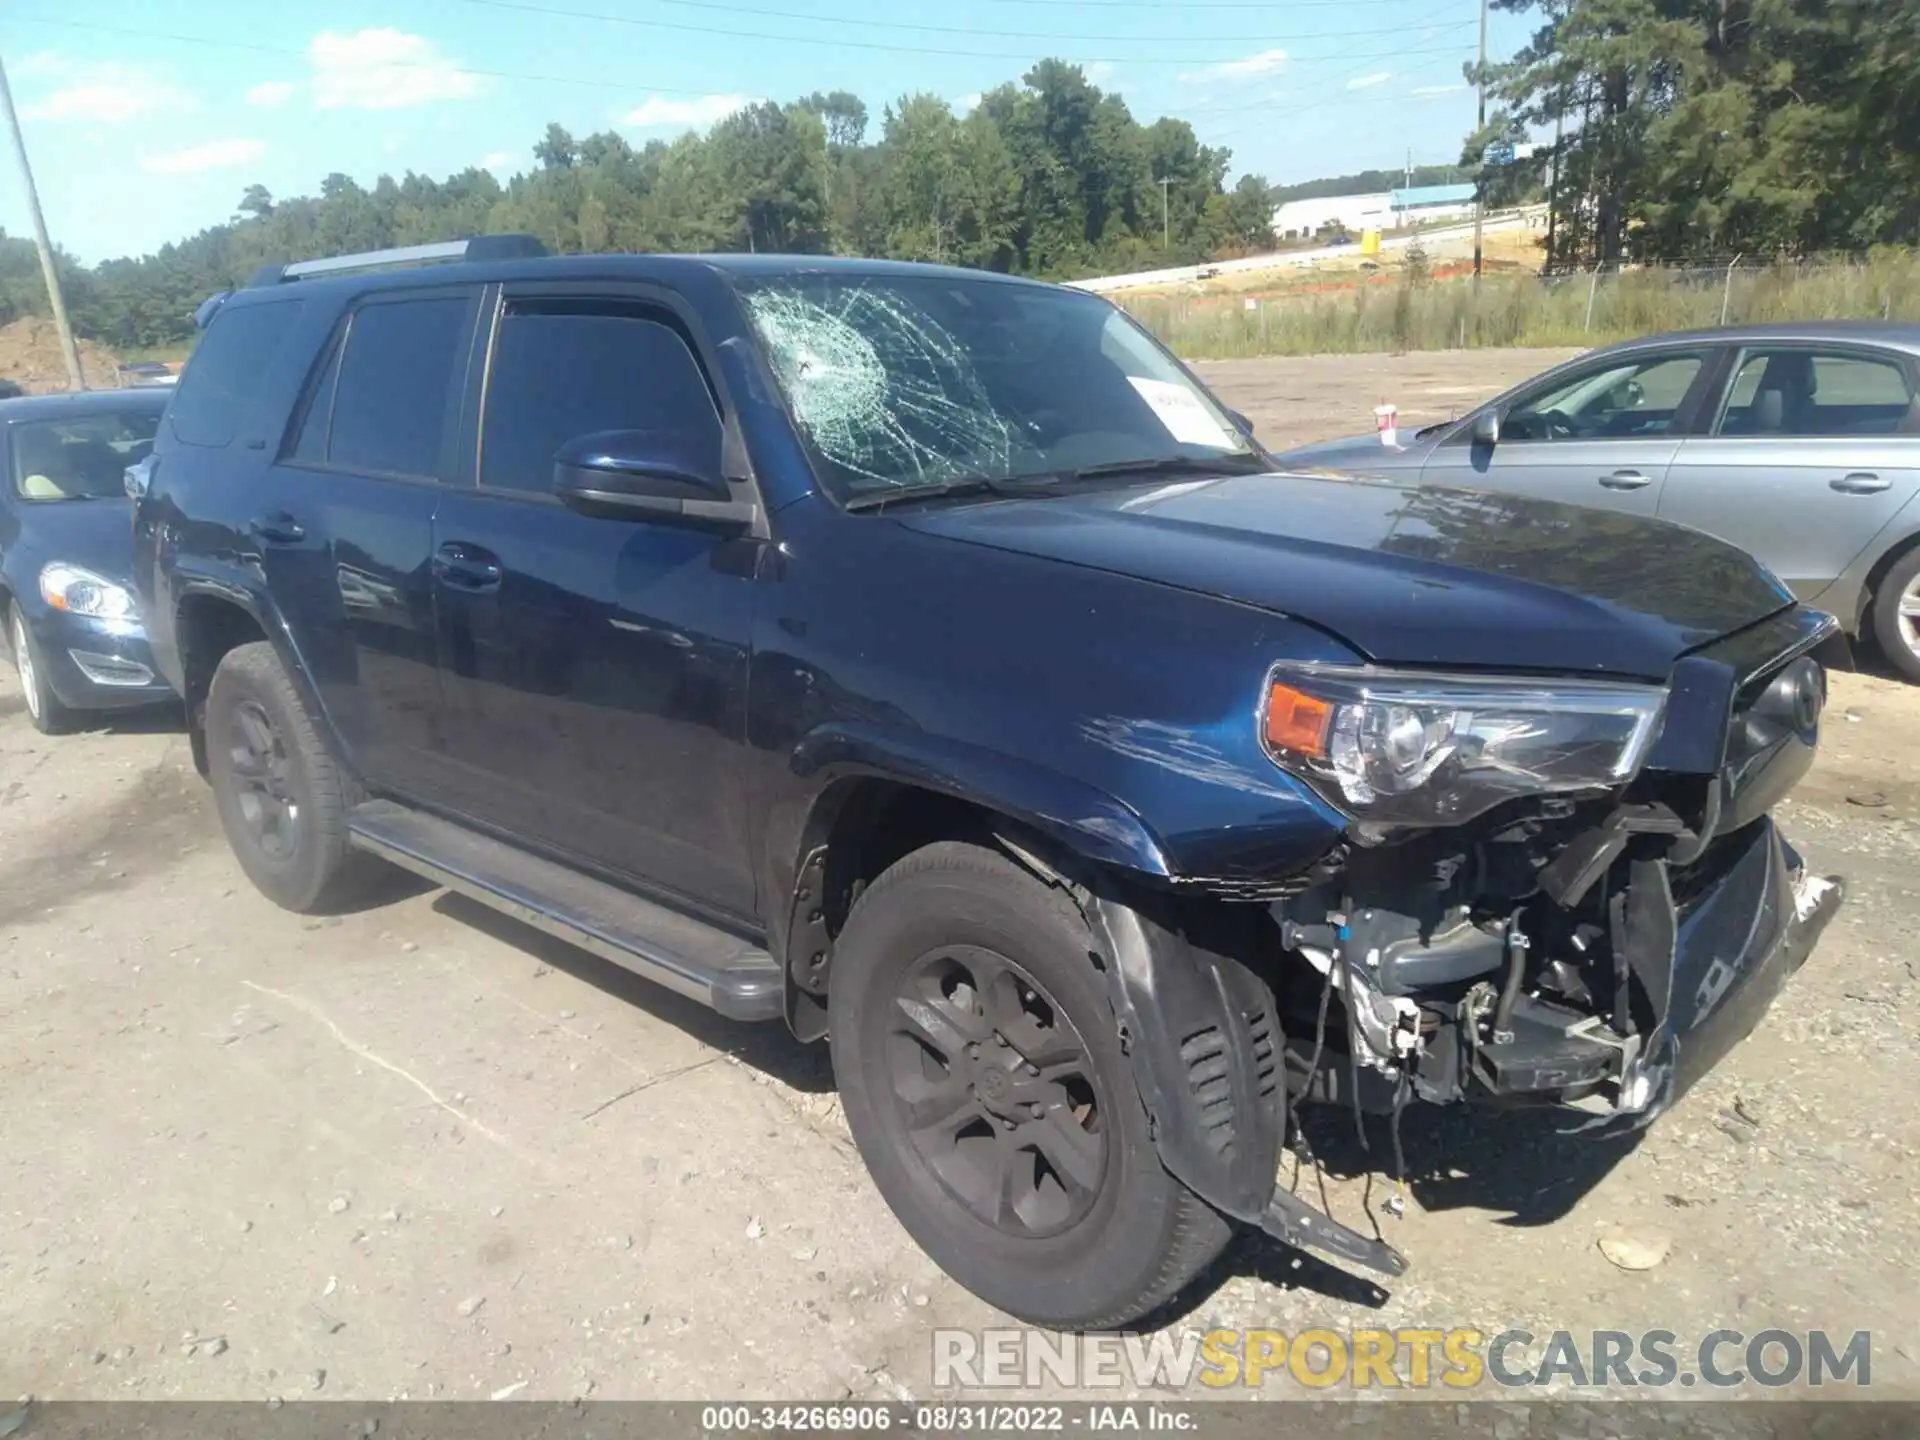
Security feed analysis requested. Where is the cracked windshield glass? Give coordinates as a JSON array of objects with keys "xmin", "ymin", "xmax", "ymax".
[{"xmin": 740, "ymin": 274, "xmax": 1257, "ymax": 499}]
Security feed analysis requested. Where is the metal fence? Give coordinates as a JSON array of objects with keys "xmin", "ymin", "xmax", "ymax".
[{"xmin": 1117, "ymin": 253, "xmax": 1920, "ymax": 359}]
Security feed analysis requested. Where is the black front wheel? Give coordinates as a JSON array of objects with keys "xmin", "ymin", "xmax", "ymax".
[
  {"xmin": 204, "ymin": 641, "xmax": 381, "ymax": 913},
  {"xmin": 830, "ymin": 840, "xmax": 1230, "ymax": 1329}
]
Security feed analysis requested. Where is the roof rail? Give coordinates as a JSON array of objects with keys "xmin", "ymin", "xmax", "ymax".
[{"xmin": 245, "ymin": 233, "xmax": 548, "ymax": 287}]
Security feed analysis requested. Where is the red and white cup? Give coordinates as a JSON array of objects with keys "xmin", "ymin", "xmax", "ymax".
[{"xmin": 1375, "ymin": 403, "xmax": 1399, "ymax": 448}]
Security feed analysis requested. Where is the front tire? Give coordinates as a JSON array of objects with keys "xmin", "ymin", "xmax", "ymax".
[
  {"xmin": 829, "ymin": 840, "xmax": 1230, "ymax": 1328},
  {"xmin": 1869, "ymin": 546, "xmax": 1920, "ymax": 684},
  {"xmin": 204, "ymin": 641, "xmax": 380, "ymax": 913},
  {"xmin": 8, "ymin": 604, "xmax": 78, "ymax": 736}
]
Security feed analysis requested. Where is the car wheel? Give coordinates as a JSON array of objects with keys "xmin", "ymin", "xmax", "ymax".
[
  {"xmin": 7, "ymin": 604, "xmax": 78, "ymax": 736},
  {"xmin": 829, "ymin": 840, "xmax": 1231, "ymax": 1329},
  {"xmin": 204, "ymin": 640, "xmax": 381, "ymax": 913},
  {"xmin": 1870, "ymin": 546, "xmax": 1920, "ymax": 685}
]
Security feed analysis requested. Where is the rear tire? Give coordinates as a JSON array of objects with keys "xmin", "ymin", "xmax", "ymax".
[
  {"xmin": 204, "ymin": 641, "xmax": 381, "ymax": 913},
  {"xmin": 1869, "ymin": 546, "xmax": 1920, "ymax": 684},
  {"xmin": 8, "ymin": 604, "xmax": 79, "ymax": 736},
  {"xmin": 829, "ymin": 840, "xmax": 1230, "ymax": 1328}
]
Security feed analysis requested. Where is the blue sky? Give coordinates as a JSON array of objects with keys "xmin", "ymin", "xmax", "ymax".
[{"xmin": 2, "ymin": 0, "xmax": 1533, "ymax": 264}]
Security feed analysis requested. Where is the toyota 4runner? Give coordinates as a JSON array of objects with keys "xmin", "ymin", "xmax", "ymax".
[{"xmin": 134, "ymin": 237, "xmax": 1844, "ymax": 1329}]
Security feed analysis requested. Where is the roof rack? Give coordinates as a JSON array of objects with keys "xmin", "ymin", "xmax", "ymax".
[{"xmin": 245, "ymin": 233, "xmax": 548, "ymax": 288}]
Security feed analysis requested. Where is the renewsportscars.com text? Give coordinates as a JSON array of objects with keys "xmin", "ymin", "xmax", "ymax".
[{"xmin": 933, "ymin": 1327, "xmax": 1872, "ymax": 1391}]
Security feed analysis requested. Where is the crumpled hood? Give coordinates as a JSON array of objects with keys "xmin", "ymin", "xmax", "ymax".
[
  {"xmin": 900, "ymin": 470, "xmax": 1795, "ymax": 678},
  {"xmin": 2, "ymin": 497, "xmax": 137, "ymax": 588}
]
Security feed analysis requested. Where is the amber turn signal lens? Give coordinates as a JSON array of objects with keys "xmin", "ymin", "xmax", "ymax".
[{"xmin": 1265, "ymin": 682, "xmax": 1333, "ymax": 757}]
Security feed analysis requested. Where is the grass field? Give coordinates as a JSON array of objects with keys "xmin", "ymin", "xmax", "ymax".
[{"xmin": 1124, "ymin": 248, "xmax": 1920, "ymax": 359}]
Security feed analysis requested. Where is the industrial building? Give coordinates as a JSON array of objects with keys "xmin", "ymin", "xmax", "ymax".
[{"xmin": 1270, "ymin": 182, "xmax": 1482, "ymax": 241}]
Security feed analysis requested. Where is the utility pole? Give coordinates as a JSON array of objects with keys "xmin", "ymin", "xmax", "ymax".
[
  {"xmin": 0, "ymin": 54, "xmax": 84, "ymax": 391},
  {"xmin": 1158, "ymin": 176, "xmax": 1172, "ymax": 252},
  {"xmin": 1471, "ymin": 0, "xmax": 1488, "ymax": 283}
]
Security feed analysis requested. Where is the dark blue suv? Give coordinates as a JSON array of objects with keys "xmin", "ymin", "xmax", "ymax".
[{"xmin": 134, "ymin": 237, "xmax": 1843, "ymax": 1328}]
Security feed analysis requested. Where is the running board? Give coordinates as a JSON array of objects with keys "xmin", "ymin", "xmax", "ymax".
[{"xmin": 347, "ymin": 800, "xmax": 784, "ymax": 1021}]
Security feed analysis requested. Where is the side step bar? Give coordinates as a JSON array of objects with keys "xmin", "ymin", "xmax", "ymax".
[{"xmin": 347, "ymin": 800, "xmax": 784, "ymax": 1021}]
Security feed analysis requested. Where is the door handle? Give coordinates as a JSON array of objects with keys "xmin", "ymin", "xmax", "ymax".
[
  {"xmin": 1598, "ymin": 470, "xmax": 1653, "ymax": 490},
  {"xmin": 1831, "ymin": 472, "xmax": 1891, "ymax": 495},
  {"xmin": 249, "ymin": 510, "xmax": 306, "ymax": 544},
  {"xmin": 433, "ymin": 542, "xmax": 503, "ymax": 593}
]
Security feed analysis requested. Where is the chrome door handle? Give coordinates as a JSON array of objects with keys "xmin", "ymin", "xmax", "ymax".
[
  {"xmin": 1598, "ymin": 470, "xmax": 1652, "ymax": 490},
  {"xmin": 1831, "ymin": 472, "xmax": 1891, "ymax": 495}
]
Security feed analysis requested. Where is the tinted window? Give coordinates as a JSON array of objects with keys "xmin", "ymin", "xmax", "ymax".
[
  {"xmin": 11, "ymin": 408, "xmax": 161, "ymax": 501},
  {"xmin": 1503, "ymin": 352, "xmax": 1704, "ymax": 442},
  {"xmin": 328, "ymin": 296, "xmax": 472, "ymax": 477},
  {"xmin": 289, "ymin": 338, "xmax": 342, "ymax": 464},
  {"xmin": 1718, "ymin": 348, "xmax": 1916, "ymax": 437},
  {"xmin": 169, "ymin": 300, "xmax": 305, "ymax": 448},
  {"xmin": 479, "ymin": 305, "xmax": 721, "ymax": 494}
]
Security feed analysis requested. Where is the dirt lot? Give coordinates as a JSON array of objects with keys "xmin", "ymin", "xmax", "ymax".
[{"xmin": 4, "ymin": 350, "xmax": 1917, "ymax": 1404}]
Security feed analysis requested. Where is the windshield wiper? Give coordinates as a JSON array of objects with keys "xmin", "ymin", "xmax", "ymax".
[
  {"xmin": 842, "ymin": 477, "xmax": 1007, "ymax": 513},
  {"xmin": 1062, "ymin": 453, "xmax": 1269, "ymax": 482}
]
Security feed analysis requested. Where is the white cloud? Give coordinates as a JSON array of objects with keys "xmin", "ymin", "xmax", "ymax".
[
  {"xmin": 141, "ymin": 138, "xmax": 266, "ymax": 175},
  {"xmin": 1084, "ymin": 61, "xmax": 1116, "ymax": 85},
  {"xmin": 621, "ymin": 92, "xmax": 755, "ymax": 129},
  {"xmin": 481, "ymin": 150, "xmax": 516, "ymax": 171},
  {"xmin": 246, "ymin": 80, "xmax": 297, "ymax": 108},
  {"xmin": 1346, "ymin": 71, "xmax": 1394, "ymax": 91},
  {"xmin": 20, "ymin": 58, "xmax": 197, "ymax": 124},
  {"xmin": 1182, "ymin": 49, "xmax": 1288, "ymax": 84},
  {"xmin": 1411, "ymin": 82, "xmax": 1467, "ymax": 98},
  {"xmin": 309, "ymin": 28, "xmax": 483, "ymax": 111},
  {"xmin": 955, "ymin": 92, "xmax": 982, "ymax": 115}
]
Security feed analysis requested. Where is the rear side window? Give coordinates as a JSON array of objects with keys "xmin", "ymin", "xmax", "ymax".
[
  {"xmin": 324, "ymin": 296, "xmax": 473, "ymax": 478},
  {"xmin": 1718, "ymin": 348, "xmax": 1917, "ymax": 437},
  {"xmin": 479, "ymin": 303, "xmax": 721, "ymax": 494},
  {"xmin": 168, "ymin": 300, "xmax": 305, "ymax": 448}
]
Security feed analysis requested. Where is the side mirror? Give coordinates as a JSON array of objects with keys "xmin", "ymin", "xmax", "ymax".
[
  {"xmin": 1225, "ymin": 407, "xmax": 1255, "ymax": 437},
  {"xmin": 1471, "ymin": 410, "xmax": 1501, "ymax": 446},
  {"xmin": 553, "ymin": 430, "xmax": 759, "ymax": 530}
]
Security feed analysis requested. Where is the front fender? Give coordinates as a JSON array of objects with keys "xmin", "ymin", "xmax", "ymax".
[{"xmin": 789, "ymin": 721, "xmax": 1173, "ymax": 878}]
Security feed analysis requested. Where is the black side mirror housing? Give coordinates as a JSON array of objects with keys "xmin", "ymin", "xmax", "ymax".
[
  {"xmin": 1471, "ymin": 410, "xmax": 1501, "ymax": 446},
  {"xmin": 1225, "ymin": 407, "xmax": 1255, "ymax": 437},
  {"xmin": 553, "ymin": 430, "xmax": 760, "ymax": 531}
]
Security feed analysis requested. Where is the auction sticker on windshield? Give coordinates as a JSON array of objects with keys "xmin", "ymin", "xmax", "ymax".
[{"xmin": 1127, "ymin": 377, "xmax": 1238, "ymax": 447}]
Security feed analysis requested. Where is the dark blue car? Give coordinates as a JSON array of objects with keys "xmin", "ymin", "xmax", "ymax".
[
  {"xmin": 2, "ymin": 388, "xmax": 175, "ymax": 733},
  {"xmin": 133, "ymin": 237, "xmax": 1843, "ymax": 1328}
]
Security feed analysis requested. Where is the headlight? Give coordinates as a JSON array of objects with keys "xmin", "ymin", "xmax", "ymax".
[
  {"xmin": 1261, "ymin": 664, "xmax": 1666, "ymax": 828},
  {"xmin": 40, "ymin": 563, "xmax": 136, "ymax": 620}
]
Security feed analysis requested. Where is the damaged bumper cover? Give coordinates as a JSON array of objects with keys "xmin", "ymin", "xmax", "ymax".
[{"xmin": 1459, "ymin": 818, "xmax": 1838, "ymax": 1125}]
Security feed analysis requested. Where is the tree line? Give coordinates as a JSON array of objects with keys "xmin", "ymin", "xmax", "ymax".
[
  {"xmin": 8, "ymin": 61, "xmax": 1276, "ymax": 351},
  {"xmin": 1475, "ymin": 0, "xmax": 1920, "ymax": 267}
]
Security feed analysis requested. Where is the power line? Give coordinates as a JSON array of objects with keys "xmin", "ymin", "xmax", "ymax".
[
  {"xmin": 12, "ymin": 10, "xmax": 1473, "ymax": 75},
  {"xmin": 444, "ymin": 0, "xmax": 1469, "ymax": 63},
  {"xmin": 450, "ymin": 0, "xmax": 1463, "ymax": 46}
]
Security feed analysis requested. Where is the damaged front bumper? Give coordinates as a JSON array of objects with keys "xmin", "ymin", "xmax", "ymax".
[{"xmin": 1444, "ymin": 818, "xmax": 1838, "ymax": 1126}]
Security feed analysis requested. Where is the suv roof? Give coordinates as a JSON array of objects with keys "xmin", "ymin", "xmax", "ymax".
[{"xmin": 213, "ymin": 241, "xmax": 1061, "ymax": 318}]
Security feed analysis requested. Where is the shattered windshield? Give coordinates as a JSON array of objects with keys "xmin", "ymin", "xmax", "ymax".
[{"xmin": 737, "ymin": 272, "xmax": 1256, "ymax": 502}]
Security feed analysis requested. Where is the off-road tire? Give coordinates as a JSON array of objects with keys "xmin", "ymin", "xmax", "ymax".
[
  {"xmin": 830, "ymin": 840, "xmax": 1231, "ymax": 1329},
  {"xmin": 1869, "ymin": 545, "xmax": 1920, "ymax": 685},
  {"xmin": 7, "ymin": 602, "xmax": 78, "ymax": 736},
  {"xmin": 204, "ymin": 641, "xmax": 381, "ymax": 913}
]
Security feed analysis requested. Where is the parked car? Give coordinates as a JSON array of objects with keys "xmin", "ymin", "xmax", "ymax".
[
  {"xmin": 134, "ymin": 238, "xmax": 1842, "ymax": 1329},
  {"xmin": 1279, "ymin": 322, "xmax": 1920, "ymax": 680},
  {"xmin": 1, "ymin": 389, "xmax": 175, "ymax": 733}
]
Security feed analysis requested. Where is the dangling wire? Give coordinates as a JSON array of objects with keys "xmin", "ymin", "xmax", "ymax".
[
  {"xmin": 1287, "ymin": 961, "xmax": 1335, "ymax": 1196},
  {"xmin": 1385, "ymin": 1065, "xmax": 1412, "ymax": 1218}
]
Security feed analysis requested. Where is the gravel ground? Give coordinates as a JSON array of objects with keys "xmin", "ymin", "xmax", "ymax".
[{"xmin": 3, "ymin": 350, "xmax": 1915, "ymax": 1404}]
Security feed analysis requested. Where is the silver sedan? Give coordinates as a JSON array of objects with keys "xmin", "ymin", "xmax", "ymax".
[{"xmin": 1278, "ymin": 321, "xmax": 1920, "ymax": 679}]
